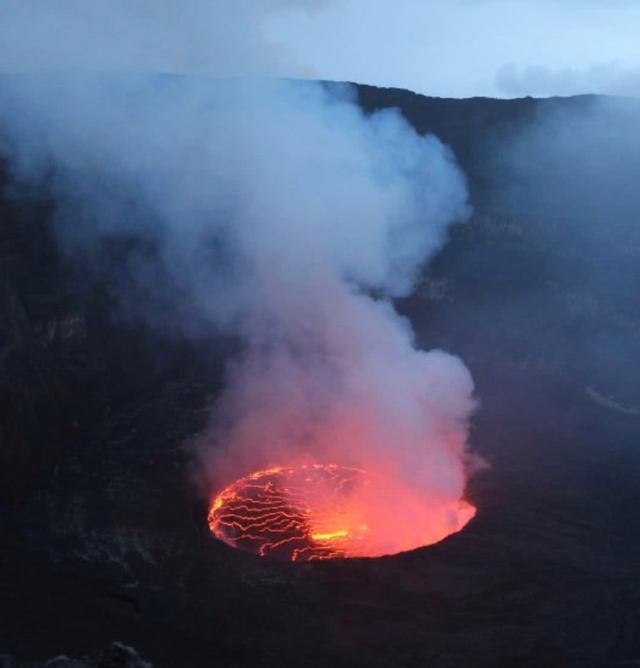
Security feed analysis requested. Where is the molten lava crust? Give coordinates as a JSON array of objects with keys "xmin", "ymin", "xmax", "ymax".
[{"xmin": 208, "ymin": 464, "xmax": 475, "ymax": 561}]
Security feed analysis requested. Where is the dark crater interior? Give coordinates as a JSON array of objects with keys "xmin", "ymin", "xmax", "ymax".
[{"xmin": 1, "ymin": 81, "xmax": 640, "ymax": 668}]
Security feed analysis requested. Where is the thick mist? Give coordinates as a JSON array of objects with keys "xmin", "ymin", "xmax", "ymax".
[
  {"xmin": 481, "ymin": 94, "xmax": 640, "ymax": 405},
  {"xmin": 0, "ymin": 74, "xmax": 478, "ymax": 552}
]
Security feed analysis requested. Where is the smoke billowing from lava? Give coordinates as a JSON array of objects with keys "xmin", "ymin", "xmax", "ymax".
[{"xmin": 0, "ymin": 73, "xmax": 477, "ymax": 557}]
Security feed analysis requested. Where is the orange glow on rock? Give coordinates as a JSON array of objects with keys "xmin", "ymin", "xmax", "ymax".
[{"xmin": 208, "ymin": 464, "xmax": 475, "ymax": 561}]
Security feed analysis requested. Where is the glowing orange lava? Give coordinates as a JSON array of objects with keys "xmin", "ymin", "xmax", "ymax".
[{"xmin": 208, "ymin": 464, "xmax": 476, "ymax": 561}]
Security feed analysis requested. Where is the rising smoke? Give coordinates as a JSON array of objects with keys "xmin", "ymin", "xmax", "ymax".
[{"xmin": 0, "ymin": 3, "xmax": 478, "ymax": 554}]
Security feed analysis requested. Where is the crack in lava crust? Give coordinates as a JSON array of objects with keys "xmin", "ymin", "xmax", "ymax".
[{"xmin": 208, "ymin": 464, "xmax": 476, "ymax": 562}]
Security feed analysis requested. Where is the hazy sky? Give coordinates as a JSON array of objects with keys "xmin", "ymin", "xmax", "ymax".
[
  {"xmin": 269, "ymin": 0, "xmax": 640, "ymax": 97},
  {"xmin": 1, "ymin": 0, "xmax": 639, "ymax": 98}
]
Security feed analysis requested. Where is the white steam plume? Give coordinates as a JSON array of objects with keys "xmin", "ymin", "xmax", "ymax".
[{"xmin": 0, "ymin": 73, "xmax": 477, "ymax": 553}]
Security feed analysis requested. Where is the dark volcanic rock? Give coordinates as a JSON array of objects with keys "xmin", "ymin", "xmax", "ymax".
[
  {"xmin": 3, "ymin": 365, "xmax": 639, "ymax": 667},
  {"xmin": 12, "ymin": 642, "xmax": 151, "ymax": 668},
  {"xmin": 0, "ymin": 158, "xmax": 218, "ymax": 505},
  {"xmin": 0, "ymin": 191, "xmax": 77, "ymax": 505}
]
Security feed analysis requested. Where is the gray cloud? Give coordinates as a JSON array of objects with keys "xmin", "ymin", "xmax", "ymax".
[
  {"xmin": 497, "ymin": 63, "xmax": 640, "ymax": 98},
  {"xmin": 270, "ymin": 0, "xmax": 640, "ymax": 97},
  {"xmin": 0, "ymin": 0, "xmax": 332, "ymax": 75},
  {"xmin": 3, "ymin": 0, "xmax": 640, "ymax": 98}
]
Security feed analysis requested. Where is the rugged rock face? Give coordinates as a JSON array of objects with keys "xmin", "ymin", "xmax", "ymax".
[
  {"xmin": 1, "ymin": 82, "xmax": 640, "ymax": 667},
  {"xmin": 0, "ymin": 175, "xmax": 76, "ymax": 505},
  {"xmin": 0, "ymin": 160, "xmax": 212, "ymax": 505},
  {"xmin": 1, "ymin": 641, "xmax": 152, "ymax": 667}
]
